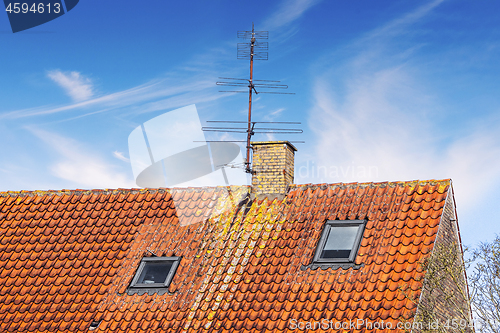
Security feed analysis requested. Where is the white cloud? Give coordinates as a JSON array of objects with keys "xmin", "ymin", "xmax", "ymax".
[
  {"xmin": 263, "ymin": 0, "xmax": 322, "ymax": 30},
  {"xmin": 0, "ymin": 37, "xmax": 268, "ymax": 123},
  {"xmin": 2, "ymin": 74, "xmax": 222, "ymax": 121},
  {"xmin": 305, "ymin": 0, "xmax": 500, "ymax": 220},
  {"xmin": 263, "ymin": 108, "xmax": 285, "ymax": 121},
  {"xmin": 29, "ymin": 128, "xmax": 136, "ymax": 189},
  {"xmin": 47, "ymin": 70, "xmax": 94, "ymax": 102},
  {"xmin": 308, "ymin": 69, "xmax": 500, "ymax": 209},
  {"xmin": 361, "ymin": 0, "xmax": 446, "ymax": 43},
  {"xmin": 113, "ymin": 151, "xmax": 130, "ymax": 163}
]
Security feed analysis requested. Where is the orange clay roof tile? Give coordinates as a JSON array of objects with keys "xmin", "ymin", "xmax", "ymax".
[{"xmin": 0, "ymin": 180, "xmax": 454, "ymax": 332}]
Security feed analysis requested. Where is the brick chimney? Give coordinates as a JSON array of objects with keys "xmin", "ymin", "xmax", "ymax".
[{"xmin": 251, "ymin": 141, "xmax": 297, "ymax": 198}]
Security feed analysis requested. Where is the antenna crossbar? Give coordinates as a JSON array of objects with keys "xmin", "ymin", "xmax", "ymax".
[
  {"xmin": 217, "ymin": 82, "xmax": 289, "ymax": 89},
  {"xmin": 218, "ymin": 77, "xmax": 281, "ymax": 82},
  {"xmin": 237, "ymin": 30, "xmax": 268, "ymax": 39},
  {"xmin": 207, "ymin": 121, "xmax": 301, "ymax": 124},
  {"xmin": 203, "ymin": 127, "xmax": 302, "ymax": 132},
  {"xmin": 219, "ymin": 90, "xmax": 295, "ymax": 95}
]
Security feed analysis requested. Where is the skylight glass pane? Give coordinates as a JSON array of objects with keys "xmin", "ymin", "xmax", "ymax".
[
  {"xmin": 137, "ymin": 261, "xmax": 173, "ymax": 285},
  {"xmin": 321, "ymin": 225, "xmax": 360, "ymax": 259}
]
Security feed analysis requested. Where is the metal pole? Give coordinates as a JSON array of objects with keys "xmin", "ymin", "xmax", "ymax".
[{"xmin": 246, "ymin": 23, "xmax": 255, "ymax": 173}]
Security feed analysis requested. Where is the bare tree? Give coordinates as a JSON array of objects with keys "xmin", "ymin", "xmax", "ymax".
[
  {"xmin": 469, "ymin": 235, "xmax": 500, "ymax": 333},
  {"xmin": 400, "ymin": 236, "xmax": 500, "ymax": 333}
]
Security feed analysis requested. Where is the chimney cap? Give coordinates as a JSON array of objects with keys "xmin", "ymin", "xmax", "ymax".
[{"xmin": 250, "ymin": 141, "xmax": 297, "ymax": 152}]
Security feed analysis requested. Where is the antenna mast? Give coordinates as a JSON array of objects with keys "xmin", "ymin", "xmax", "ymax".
[
  {"xmin": 246, "ymin": 23, "xmax": 256, "ymax": 175},
  {"xmin": 238, "ymin": 22, "xmax": 270, "ymax": 173},
  {"xmin": 211, "ymin": 23, "xmax": 299, "ymax": 174}
]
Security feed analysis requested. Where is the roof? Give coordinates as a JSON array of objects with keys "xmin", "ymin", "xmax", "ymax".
[{"xmin": 0, "ymin": 179, "xmax": 452, "ymax": 332}]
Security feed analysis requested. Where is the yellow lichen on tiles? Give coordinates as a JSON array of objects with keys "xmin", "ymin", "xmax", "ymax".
[
  {"xmin": 206, "ymin": 310, "xmax": 216, "ymax": 321},
  {"xmin": 186, "ymin": 311, "xmax": 196, "ymax": 321},
  {"xmin": 261, "ymin": 231, "xmax": 271, "ymax": 241},
  {"xmin": 246, "ymin": 240, "xmax": 256, "ymax": 250},
  {"xmin": 438, "ymin": 182, "xmax": 449, "ymax": 193},
  {"xmin": 405, "ymin": 180, "xmax": 419, "ymax": 192}
]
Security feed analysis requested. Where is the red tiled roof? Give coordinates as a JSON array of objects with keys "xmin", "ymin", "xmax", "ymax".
[{"xmin": 0, "ymin": 180, "xmax": 452, "ymax": 332}]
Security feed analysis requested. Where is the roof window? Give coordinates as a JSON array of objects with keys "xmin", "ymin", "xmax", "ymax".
[
  {"xmin": 129, "ymin": 257, "xmax": 180, "ymax": 290},
  {"xmin": 313, "ymin": 220, "xmax": 365, "ymax": 264}
]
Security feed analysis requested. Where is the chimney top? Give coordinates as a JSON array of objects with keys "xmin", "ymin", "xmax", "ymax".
[
  {"xmin": 251, "ymin": 141, "xmax": 296, "ymax": 200},
  {"xmin": 251, "ymin": 141, "xmax": 297, "ymax": 151}
]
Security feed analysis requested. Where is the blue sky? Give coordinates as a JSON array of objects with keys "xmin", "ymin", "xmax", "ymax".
[{"xmin": 1, "ymin": 0, "xmax": 500, "ymax": 247}]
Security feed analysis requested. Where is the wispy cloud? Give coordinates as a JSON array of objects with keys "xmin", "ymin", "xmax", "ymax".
[
  {"xmin": 29, "ymin": 128, "xmax": 136, "ymax": 189},
  {"xmin": 0, "ymin": 76, "xmax": 221, "ymax": 121},
  {"xmin": 1, "ymin": 61, "xmax": 234, "ymax": 123},
  {"xmin": 1, "ymin": 42, "xmax": 238, "ymax": 122},
  {"xmin": 113, "ymin": 151, "xmax": 130, "ymax": 163},
  {"xmin": 263, "ymin": 107, "xmax": 285, "ymax": 121},
  {"xmin": 263, "ymin": 0, "xmax": 322, "ymax": 30},
  {"xmin": 47, "ymin": 70, "xmax": 94, "ymax": 102},
  {"xmin": 309, "ymin": 69, "xmax": 500, "ymax": 209},
  {"xmin": 0, "ymin": 44, "xmax": 244, "ymax": 192},
  {"xmin": 306, "ymin": 0, "xmax": 500, "ymax": 221},
  {"xmin": 321, "ymin": 0, "xmax": 447, "ymax": 73},
  {"xmin": 362, "ymin": 0, "xmax": 446, "ymax": 42}
]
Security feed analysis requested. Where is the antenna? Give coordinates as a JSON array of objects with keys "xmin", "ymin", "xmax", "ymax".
[{"xmin": 211, "ymin": 23, "xmax": 300, "ymax": 174}]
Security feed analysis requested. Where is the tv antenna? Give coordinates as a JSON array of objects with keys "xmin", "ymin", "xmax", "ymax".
[{"xmin": 206, "ymin": 23, "xmax": 302, "ymax": 174}]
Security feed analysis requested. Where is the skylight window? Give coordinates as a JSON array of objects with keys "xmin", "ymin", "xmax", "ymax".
[
  {"xmin": 129, "ymin": 257, "xmax": 180, "ymax": 289},
  {"xmin": 313, "ymin": 220, "xmax": 365, "ymax": 264}
]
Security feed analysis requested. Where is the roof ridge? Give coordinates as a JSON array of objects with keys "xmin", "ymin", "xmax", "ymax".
[
  {"xmin": 0, "ymin": 180, "xmax": 451, "ymax": 198},
  {"xmin": 0, "ymin": 185, "xmax": 252, "ymax": 198},
  {"xmin": 290, "ymin": 179, "xmax": 451, "ymax": 189}
]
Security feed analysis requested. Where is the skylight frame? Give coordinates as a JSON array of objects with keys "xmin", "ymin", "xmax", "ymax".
[
  {"xmin": 312, "ymin": 220, "xmax": 366, "ymax": 264},
  {"xmin": 129, "ymin": 256, "xmax": 181, "ymax": 289}
]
